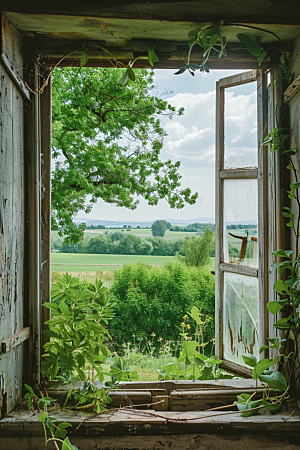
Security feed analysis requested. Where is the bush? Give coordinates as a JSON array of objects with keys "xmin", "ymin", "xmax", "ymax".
[{"xmin": 109, "ymin": 262, "xmax": 215, "ymax": 355}]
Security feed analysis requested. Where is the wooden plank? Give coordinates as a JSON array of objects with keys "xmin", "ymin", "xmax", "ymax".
[
  {"xmin": 284, "ymin": 74, "xmax": 300, "ymax": 103},
  {"xmin": 220, "ymin": 262, "xmax": 258, "ymax": 277},
  {"xmin": 215, "ymin": 80, "xmax": 224, "ymax": 362},
  {"xmin": 23, "ymin": 52, "xmax": 41, "ymax": 386},
  {"xmin": 0, "ymin": 52, "xmax": 30, "ymax": 101},
  {"xmin": 48, "ymin": 387, "xmax": 167, "ymax": 407},
  {"xmin": 169, "ymin": 388, "xmax": 263, "ymax": 411},
  {"xmin": 40, "ymin": 76, "xmax": 51, "ymax": 351},
  {"xmin": 1, "ymin": 408, "xmax": 300, "ymax": 448},
  {"xmin": 3, "ymin": 5, "xmax": 300, "ymax": 26},
  {"xmin": 220, "ymin": 168, "xmax": 258, "ymax": 179},
  {"xmin": 257, "ymin": 70, "xmax": 269, "ymax": 354},
  {"xmin": 1, "ymin": 327, "xmax": 30, "ymax": 354},
  {"xmin": 220, "ymin": 360, "xmax": 252, "ymax": 378},
  {"xmin": 218, "ymin": 70, "xmax": 258, "ymax": 88},
  {"xmin": 267, "ymin": 80, "xmax": 279, "ymax": 361},
  {"xmin": 0, "ymin": 13, "xmax": 26, "ymax": 417}
]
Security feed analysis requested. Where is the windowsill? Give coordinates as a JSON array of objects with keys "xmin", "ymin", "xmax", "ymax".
[{"xmin": 1, "ymin": 379, "xmax": 300, "ymax": 448}]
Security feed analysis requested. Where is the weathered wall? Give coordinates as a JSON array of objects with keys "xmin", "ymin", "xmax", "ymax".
[
  {"xmin": 0, "ymin": 15, "xmax": 26, "ymax": 416},
  {"xmin": 285, "ymin": 35, "xmax": 300, "ymax": 393}
]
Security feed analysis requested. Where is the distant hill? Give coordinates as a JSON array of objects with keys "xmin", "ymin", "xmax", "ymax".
[{"xmin": 73, "ymin": 217, "xmax": 216, "ymax": 228}]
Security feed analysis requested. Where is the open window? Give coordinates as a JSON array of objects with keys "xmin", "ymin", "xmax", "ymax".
[{"xmin": 215, "ymin": 70, "xmax": 269, "ymax": 376}]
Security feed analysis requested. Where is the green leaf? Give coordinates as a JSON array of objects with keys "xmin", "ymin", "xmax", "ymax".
[
  {"xmin": 297, "ymin": 399, "xmax": 300, "ymax": 409},
  {"xmin": 242, "ymin": 354, "xmax": 257, "ymax": 368},
  {"xmin": 284, "ymin": 277, "xmax": 300, "ymax": 288},
  {"xmin": 272, "ymin": 249, "xmax": 293, "ymax": 258},
  {"xmin": 210, "ymin": 34, "xmax": 220, "ymax": 46},
  {"xmin": 261, "ymin": 398, "xmax": 282, "ymax": 411},
  {"xmin": 267, "ymin": 299, "xmax": 288, "ymax": 314},
  {"xmin": 252, "ymin": 358, "xmax": 278, "ymax": 379},
  {"xmin": 274, "ymin": 280, "xmax": 289, "ymax": 295},
  {"xmin": 237, "ymin": 33, "xmax": 262, "ymax": 57},
  {"xmin": 221, "ymin": 35, "xmax": 227, "ymax": 48},
  {"xmin": 174, "ymin": 66, "xmax": 187, "ymax": 75},
  {"xmin": 189, "ymin": 306, "xmax": 201, "ymax": 324},
  {"xmin": 237, "ymin": 394, "xmax": 260, "ymax": 417},
  {"xmin": 259, "ymin": 345, "xmax": 269, "ymax": 354},
  {"xmin": 147, "ymin": 45, "xmax": 159, "ymax": 66},
  {"xmin": 62, "ymin": 436, "xmax": 77, "ymax": 450},
  {"xmin": 274, "ymin": 316, "xmax": 292, "ymax": 330},
  {"xmin": 290, "ymin": 181, "xmax": 300, "ymax": 190},
  {"xmin": 259, "ymin": 371, "xmax": 288, "ymax": 391},
  {"xmin": 127, "ymin": 67, "xmax": 135, "ymax": 82},
  {"xmin": 258, "ymin": 51, "xmax": 267, "ymax": 66},
  {"xmin": 188, "ymin": 26, "xmax": 202, "ymax": 38},
  {"xmin": 39, "ymin": 411, "xmax": 47, "ymax": 421},
  {"xmin": 119, "ymin": 69, "xmax": 129, "ymax": 85},
  {"xmin": 186, "ymin": 64, "xmax": 201, "ymax": 70},
  {"xmin": 24, "ymin": 384, "xmax": 34, "ymax": 395}
]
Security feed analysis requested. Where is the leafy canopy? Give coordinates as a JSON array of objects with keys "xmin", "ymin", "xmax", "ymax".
[
  {"xmin": 52, "ymin": 68, "xmax": 198, "ymax": 242},
  {"xmin": 180, "ymin": 226, "xmax": 214, "ymax": 267}
]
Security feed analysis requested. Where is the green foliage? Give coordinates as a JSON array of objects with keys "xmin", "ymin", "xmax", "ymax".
[
  {"xmin": 240, "ymin": 344, "xmax": 288, "ymax": 417},
  {"xmin": 151, "ymin": 219, "xmax": 168, "ymax": 237},
  {"xmin": 109, "ymin": 262, "xmax": 215, "ymax": 352},
  {"xmin": 157, "ymin": 306, "xmax": 232, "ymax": 381},
  {"xmin": 180, "ymin": 21, "xmax": 293, "ymax": 86},
  {"xmin": 262, "ymin": 128, "xmax": 300, "ymax": 339},
  {"xmin": 236, "ymin": 393, "xmax": 260, "ymax": 417},
  {"xmin": 180, "ymin": 226, "xmax": 214, "ymax": 267},
  {"xmin": 52, "ymin": 67, "xmax": 197, "ymax": 243},
  {"xmin": 24, "ymin": 386, "xmax": 76, "ymax": 449},
  {"xmin": 176, "ymin": 21, "xmax": 227, "ymax": 75},
  {"xmin": 42, "ymin": 273, "xmax": 114, "ymax": 381}
]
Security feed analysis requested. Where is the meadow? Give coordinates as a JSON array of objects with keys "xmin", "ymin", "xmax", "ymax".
[
  {"xmin": 51, "ymin": 252, "xmax": 215, "ymax": 272},
  {"xmin": 51, "ymin": 228, "xmax": 199, "ymax": 243}
]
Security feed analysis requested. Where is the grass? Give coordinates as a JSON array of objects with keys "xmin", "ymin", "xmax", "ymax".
[
  {"xmin": 51, "ymin": 265, "xmax": 121, "ymax": 272},
  {"xmin": 51, "ymin": 253, "xmax": 176, "ymax": 266},
  {"xmin": 52, "ymin": 228, "xmax": 199, "ymax": 242}
]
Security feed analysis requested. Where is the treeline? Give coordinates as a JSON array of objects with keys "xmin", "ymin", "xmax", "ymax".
[
  {"xmin": 170, "ymin": 222, "xmax": 215, "ymax": 232},
  {"xmin": 53, "ymin": 233, "xmax": 184, "ymax": 256},
  {"xmin": 169, "ymin": 222, "xmax": 257, "ymax": 232}
]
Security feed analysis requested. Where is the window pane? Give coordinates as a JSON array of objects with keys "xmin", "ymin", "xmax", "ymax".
[
  {"xmin": 224, "ymin": 83, "xmax": 257, "ymax": 169},
  {"xmin": 223, "ymin": 179, "xmax": 258, "ymax": 268},
  {"xmin": 223, "ymin": 272, "xmax": 259, "ymax": 365}
]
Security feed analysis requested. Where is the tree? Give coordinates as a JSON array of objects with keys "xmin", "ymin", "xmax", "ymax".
[
  {"xmin": 152, "ymin": 220, "xmax": 168, "ymax": 237},
  {"xmin": 180, "ymin": 227, "xmax": 214, "ymax": 267},
  {"xmin": 51, "ymin": 68, "xmax": 198, "ymax": 243}
]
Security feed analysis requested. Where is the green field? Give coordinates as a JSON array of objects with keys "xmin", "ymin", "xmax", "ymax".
[
  {"xmin": 51, "ymin": 253, "xmax": 175, "ymax": 266},
  {"xmin": 51, "ymin": 228, "xmax": 199, "ymax": 243},
  {"xmin": 51, "ymin": 253, "xmax": 215, "ymax": 274}
]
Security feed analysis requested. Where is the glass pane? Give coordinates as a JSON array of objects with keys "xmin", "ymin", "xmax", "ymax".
[
  {"xmin": 224, "ymin": 82, "xmax": 257, "ymax": 169},
  {"xmin": 223, "ymin": 272, "xmax": 259, "ymax": 365},
  {"xmin": 223, "ymin": 179, "xmax": 258, "ymax": 268}
]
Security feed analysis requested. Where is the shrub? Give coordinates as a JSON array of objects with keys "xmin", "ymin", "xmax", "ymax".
[{"xmin": 109, "ymin": 262, "xmax": 215, "ymax": 355}]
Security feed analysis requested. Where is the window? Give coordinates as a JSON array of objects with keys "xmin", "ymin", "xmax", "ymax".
[{"xmin": 215, "ymin": 70, "xmax": 269, "ymax": 376}]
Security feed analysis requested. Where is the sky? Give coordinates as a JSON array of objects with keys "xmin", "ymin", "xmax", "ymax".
[{"xmin": 76, "ymin": 68, "xmax": 257, "ymax": 223}]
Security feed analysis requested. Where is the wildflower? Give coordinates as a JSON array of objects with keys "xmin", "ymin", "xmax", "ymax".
[
  {"xmin": 151, "ymin": 332, "xmax": 156, "ymax": 337},
  {"xmin": 132, "ymin": 334, "xmax": 135, "ymax": 338},
  {"xmin": 159, "ymin": 337, "xmax": 163, "ymax": 341},
  {"xmin": 182, "ymin": 314, "xmax": 188, "ymax": 319},
  {"xmin": 180, "ymin": 322, "xmax": 185, "ymax": 326},
  {"xmin": 187, "ymin": 324, "xmax": 191, "ymax": 329}
]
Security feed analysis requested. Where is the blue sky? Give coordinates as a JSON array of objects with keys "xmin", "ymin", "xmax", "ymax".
[{"xmin": 77, "ymin": 69, "xmax": 257, "ymax": 222}]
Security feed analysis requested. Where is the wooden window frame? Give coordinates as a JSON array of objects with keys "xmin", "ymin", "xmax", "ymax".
[{"xmin": 215, "ymin": 69, "xmax": 269, "ymax": 377}]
